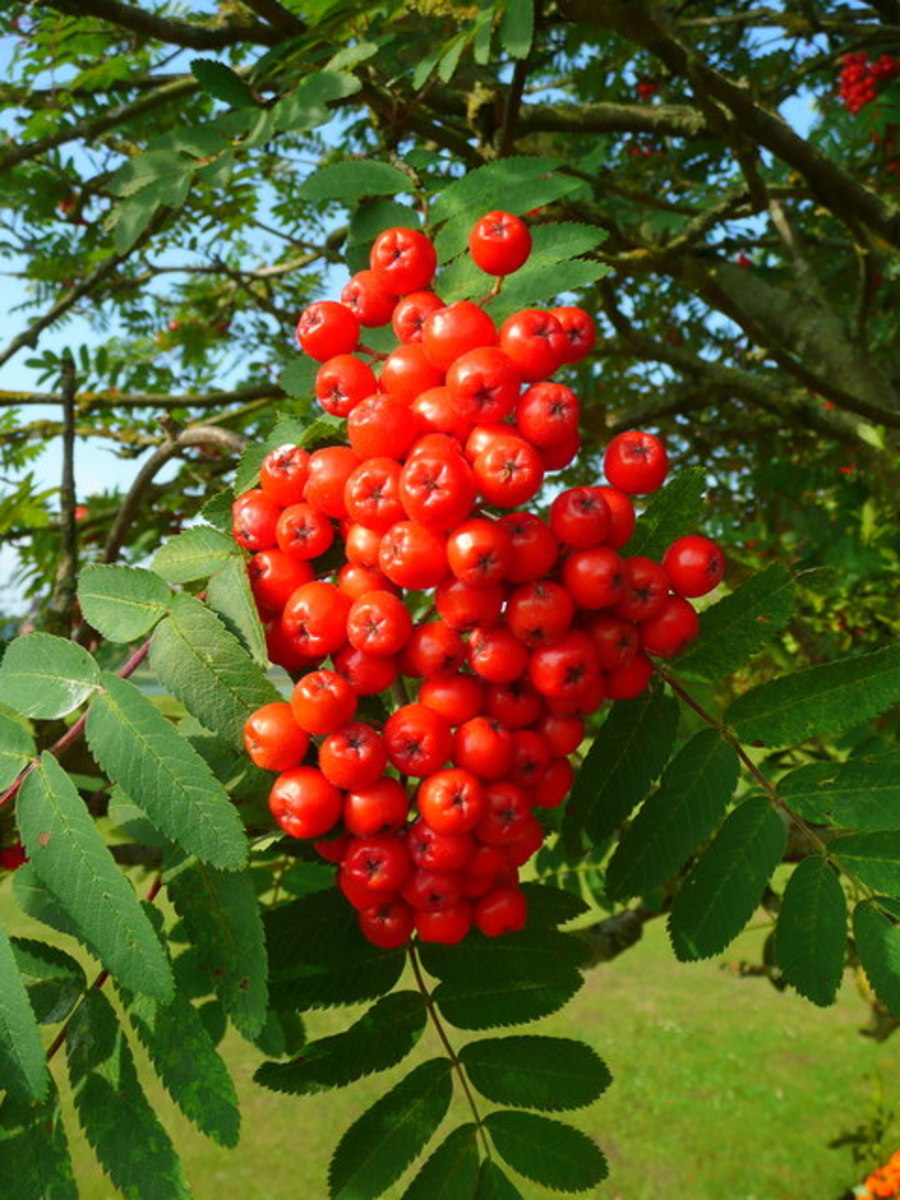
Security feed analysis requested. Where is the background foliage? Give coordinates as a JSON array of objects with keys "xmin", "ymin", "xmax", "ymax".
[{"xmin": 0, "ymin": 1, "xmax": 898, "ymax": 1197}]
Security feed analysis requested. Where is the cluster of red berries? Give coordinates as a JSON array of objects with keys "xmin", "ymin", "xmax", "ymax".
[
  {"xmin": 232, "ymin": 212, "xmax": 725, "ymax": 949},
  {"xmin": 839, "ymin": 51, "xmax": 900, "ymax": 114},
  {"xmin": 858, "ymin": 1151, "xmax": 900, "ymax": 1199}
]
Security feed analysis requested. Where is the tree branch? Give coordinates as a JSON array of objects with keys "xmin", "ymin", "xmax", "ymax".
[
  {"xmin": 238, "ymin": 0, "xmax": 306, "ymax": 36},
  {"xmin": 0, "ymin": 385, "xmax": 286, "ymax": 410},
  {"xmin": 38, "ymin": 0, "xmax": 283, "ymax": 49}
]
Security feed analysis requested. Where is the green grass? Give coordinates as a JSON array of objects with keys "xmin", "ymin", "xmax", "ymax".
[{"xmin": 2, "ymin": 875, "xmax": 893, "ymax": 1200}]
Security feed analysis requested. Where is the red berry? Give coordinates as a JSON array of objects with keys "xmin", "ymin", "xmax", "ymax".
[
  {"xmin": 468, "ymin": 211, "xmax": 532, "ymax": 276},
  {"xmin": 269, "ymin": 767, "xmax": 342, "ymax": 839},
  {"xmin": 662, "ymin": 535, "xmax": 725, "ymax": 597},
  {"xmin": 604, "ymin": 430, "xmax": 668, "ymax": 494}
]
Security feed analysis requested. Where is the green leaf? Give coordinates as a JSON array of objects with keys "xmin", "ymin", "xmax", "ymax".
[
  {"xmin": 0, "ymin": 922, "xmax": 49, "ymax": 1101},
  {"xmin": 673, "ymin": 563, "xmax": 796, "ymax": 680},
  {"xmin": 167, "ymin": 859, "xmax": 268, "ymax": 1039},
  {"xmin": 11, "ymin": 863, "xmax": 81, "ymax": 941},
  {"xmin": 266, "ymin": 889, "xmax": 407, "ymax": 1009},
  {"xmin": 77, "ymin": 564, "xmax": 171, "ymax": 643},
  {"xmin": 562, "ymin": 689, "xmax": 680, "ymax": 846},
  {"xmin": 606, "ymin": 731, "xmax": 740, "ymax": 901},
  {"xmin": 205, "ymin": 556, "xmax": 269, "ymax": 665},
  {"xmin": 500, "ymin": 0, "xmax": 534, "ymax": 58},
  {"xmin": 727, "ymin": 645, "xmax": 900, "ymax": 748},
  {"xmin": 400, "ymin": 1124, "xmax": 480, "ymax": 1200},
  {"xmin": 273, "ymin": 69, "xmax": 362, "ymax": 132},
  {"xmin": 435, "ymin": 971, "xmax": 583, "ymax": 1030},
  {"xmin": 255, "ymin": 991, "xmax": 427, "ymax": 1095},
  {"xmin": 0, "ymin": 1084, "xmax": 77, "ymax": 1200},
  {"xmin": 431, "ymin": 155, "xmax": 563, "ymax": 224},
  {"xmin": 120, "ymin": 970, "xmax": 241, "ymax": 1147},
  {"xmin": 778, "ymin": 754, "xmax": 900, "ymax": 830},
  {"xmin": 519, "ymin": 881, "xmax": 589, "ymax": 927},
  {"xmin": 484, "ymin": 1111, "xmax": 608, "ymax": 1193},
  {"xmin": 298, "ymin": 159, "xmax": 416, "ymax": 202},
  {"xmin": 346, "ymin": 197, "xmax": 421, "ymax": 271},
  {"xmin": 625, "ymin": 467, "xmax": 707, "ymax": 560},
  {"xmin": 486, "ymin": 258, "xmax": 610, "ymax": 324},
  {"xmin": 853, "ymin": 900, "xmax": 900, "ymax": 1017},
  {"xmin": 150, "ymin": 593, "xmax": 280, "ymax": 748},
  {"xmin": 0, "ymin": 702, "xmax": 35, "ymax": 789},
  {"xmin": 17, "ymin": 754, "xmax": 173, "ymax": 1000},
  {"xmin": 108, "ymin": 148, "xmax": 195, "ymax": 197},
  {"xmin": 831, "ymin": 832, "xmax": 900, "ymax": 895},
  {"xmin": 152, "ymin": 524, "xmax": 239, "ymax": 584},
  {"xmin": 668, "ymin": 797, "xmax": 787, "ymax": 961},
  {"xmin": 191, "ymin": 58, "xmax": 257, "ymax": 108},
  {"xmin": 774, "ymin": 856, "xmax": 847, "ymax": 1006},
  {"xmin": 328, "ymin": 1058, "xmax": 453, "ymax": 1200},
  {"xmin": 66, "ymin": 990, "xmax": 191, "ymax": 1199},
  {"xmin": 11, "ymin": 936, "xmax": 86, "ymax": 1025},
  {"xmin": 85, "ymin": 673, "xmax": 247, "ymax": 870},
  {"xmin": 475, "ymin": 1160, "xmax": 523, "ymax": 1199},
  {"xmin": 460, "ymin": 1036, "xmax": 611, "ymax": 1111},
  {"xmin": 0, "ymin": 632, "xmax": 100, "ymax": 719},
  {"xmin": 438, "ymin": 34, "xmax": 468, "ymax": 84}
]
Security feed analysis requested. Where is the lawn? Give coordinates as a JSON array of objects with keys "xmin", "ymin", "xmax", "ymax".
[{"xmin": 2, "ymin": 875, "xmax": 892, "ymax": 1200}]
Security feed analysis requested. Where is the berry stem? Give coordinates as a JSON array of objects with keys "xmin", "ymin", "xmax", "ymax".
[{"xmin": 408, "ymin": 942, "xmax": 493, "ymax": 1162}]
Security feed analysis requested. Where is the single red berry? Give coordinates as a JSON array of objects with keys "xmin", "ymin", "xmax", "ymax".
[
  {"xmin": 319, "ymin": 721, "xmax": 388, "ymax": 790},
  {"xmin": 343, "ymin": 775, "xmax": 410, "ymax": 837},
  {"xmin": 639, "ymin": 595, "xmax": 700, "ymax": 657},
  {"xmin": 315, "ymin": 354, "xmax": 379, "ymax": 418},
  {"xmin": 259, "ymin": 444, "xmax": 310, "ymax": 507},
  {"xmin": 662, "ymin": 534, "xmax": 725, "ymax": 597},
  {"xmin": 243, "ymin": 702, "xmax": 309, "ymax": 772},
  {"xmin": 418, "ymin": 673, "xmax": 486, "ymax": 727},
  {"xmin": 383, "ymin": 703, "xmax": 453, "ymax": 777},
  {"xmin": 416, "ymin": 767, "xmax": 486, "ymax": 835},
  {"xmin": 379, "ymin": 520, "xmax": 450, "ymax": 590},
  {"xmin": 370, "ymin": 227, "xmax": 437, "ymax": 295},
  {"xmin": 232, "ymin": 489, "xmax": 281, "ymax": 552},
  {"xmin": 358, "ymin": 899, "xmax": 415, "ymax": 948},
  {"xmin": 604, "ymin": 430, "xmax": 669, "ymax": 494},
  {"xmin": 296, "ymin": 300, "xmax": 359, "ymax": 361},
  {"xmin": 392, "ymin": 290, "xmax": 444, "ymax": 343},
  {"xmin": 269, "ymin": 766, "xmax": 342, "ymax": 839},
  {"xmin": 422, "ymin": 301, "xmax": 497, "ymax": 371},
  {"xmin": 474, "ymin": 883, "xmax": 527, "ymax": 936},
  {"xmin": 498, "ymin": 309, "xmax": 567, "ymax": 382},
  {"xmin": 291, "ymin": 668, "xmax": 357, "ymax": 735},
  {"xmin": 341, "ymin": 269, "xmax": 397, "ymax": 327},
  {"xmin": 468, "ymin": 211, "xmax": 532, "ymax": 276},
  {"xmin": 247, "ymin": 550, "xmax": 314, "ymax": 614}
]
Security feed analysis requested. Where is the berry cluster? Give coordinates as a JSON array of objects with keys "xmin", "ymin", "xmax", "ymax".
[
  {"xmin": 839, "ymin": 51, "xmax": 900, "ymax": 114},
  {"xmin": 233, "ymin": 212, "xmax": 725, "ymax": 949},
  {"xmin": 858, "ymin": 1151, "xmax": 900, "ymax": 1199}
]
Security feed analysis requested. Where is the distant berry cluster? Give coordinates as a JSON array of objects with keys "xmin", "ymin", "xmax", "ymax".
[{"xmin": 839, "ymin": 51, "xmax": 900, "ymax": 115}]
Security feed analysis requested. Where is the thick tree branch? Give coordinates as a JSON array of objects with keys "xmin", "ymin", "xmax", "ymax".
[
  {"xmin": 238, "ymin": 0, "xmax": 306, "ymax": 36},
  {"xmin": 518, "ymin": 97, "xmax": 710, "ymax": 138},
  {"xmin": 0, "ymin": 385, "xmax": 285, "ymax": 410},
  {"xmin": 38, "ymin": 0, "xmax": 283, "ymax": 49}
]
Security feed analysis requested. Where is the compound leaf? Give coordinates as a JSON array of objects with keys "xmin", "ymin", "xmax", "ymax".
[
  {"xmin": 774, "ymin": 856, "xmax": 847, "ymax": 1006},
  {"xmin": 328, "ymin": 1058, "xmax": 453, "ymax": 1200},
  {"xmin": 167, "ymin": 859, "xmax": 268, "ymax": 1040},
  {"xmin": 0, "ymin": 633, "xmax": 99, "ymax": 719},
  {"xmin": 400, "ymin": 1124, "xmax": 480, "ymax": 1200},
  {"xmin": 460, "ymin": 1036, "xmax": 611, "ymax": 1111},
  {"xmin": 66, "ymin": 991, "xmax": 191, "ymax": 1199},
  {"xmin": 606, "ymin": 730, "xmax": 739, "ymax": 901},
  {"xmin": 831, "ymin": 832, "xmax": 900, "ymax": 895},
  {"xmin": 853, "ymin": 900, "xmax": 900, "ymax": 1018},
  {"xmin": 0, "ymin": 922, "xmax": 49, "ymax": 1101},
  {"xmin": 150, "ymin": 593, "xmax": 279, "ymax": 748},
  {"xmin": 562, "ymin": 688, "xmax": 679, "ymax": 846},
  {"xmin": 475, "ymin": 1160, "xmax": 523, "ymax": 1199},
  {"xmin": 255, "ymin": 991, "xmax": 427, "ymax": 1095},
  {"xmin": 298, "ymin": 159, "xmax": 416, "ymax": 202},
  {"xmin": 668, "ymin": 796, "xmax": 787, "ymax": 961},
  {"xmin": 484, "ymin": 1111, "xmax": 608, "ymax": 1193},
  {"xmin": 674, "ymin": 563, "xmax": 795, "ymax": 680},
  {"xmin": 152, "ymin": 525, "xmax": 238, "ymax": 584},
  {"xmin": 625, "ymin": 468, "xmax": 707, "ymax": 560},
  {"xmin": 86, "ymin": 673, "xmax": 246, "ymax": 870},
  {"xmin": 779, "ymin": 754, "xmax": 900, "ymax": 830},
  {"xmin": 17, "ymin": 754, "xmax": 173, "ymax": 1000},
  {"xmin": 77, "ymin": 565, "xmax": 171, "ymax": 643},
  {"xmin": 727, "ymin": 645, "xmax": 900, "ymax": 748}
]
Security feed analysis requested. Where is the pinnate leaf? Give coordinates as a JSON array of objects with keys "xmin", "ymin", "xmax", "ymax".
[
  {"xmin": 167, "ymin": 858, "xmax": 268, "ymax": 1040},
  {"xmin": 66, "ymin": 991, "xmax": 191, "ymax": 1199},
  {"xmin": 0, "ymin": 1084, "xmax": 77, "ymax": 1200},
  {"xmin": 668, "ymin": 796, "xmax": 787, "ymax": 961},
  {"xmin": 152, "ymin": 524, "xmax": 238, "ymax": 584},
  {"xmin": 476, "ymin": 1160, "xmax": 524, "ymax": 1199},
  {"xmin": 673, "ymin": 563, "xmax": 795, "ymax": 680},
  {"xmin": 485, "ymin": 1110, "xmax": 608, "ymax": 1193},
  {"xmin": 0, "ymin": 633, "xmax": 100, "ymax": 719},
  {"xmin": 400, "ymin": 1124, "xmax": 480, "ymax": 1200},
  {"xmin": 0, "ymin": 702, "xmax": 35, "ymax": 789},
  {"xmin": 562, "ymin": 688, "xmax": 679, "ymax": 846},
  {"xmin": 625, "ymin": 467, "xmax": 707, "ymax": 560},
  {"xmin": 727, "ymin": 645, "xmax": 900, "ymax": 748},
  {"xmin": 11, "ymin": 936, "xmax": 86, "ymax": 1025},
  {"xmin": 778, "ymin": 754, "xmax": 900, "ymax": 831},
  {"xmin": 86, "ymin": 673, "xmax": 247, "ymax": 869},
  {"xmin": 17, "ymin": 754, "xmax": 173, "ymax": 1000},
  {"xmin": 120, "ymin": 971, "xmax": 241, "ymax": 1148},
  {"xmin": 298, "ymin": 159, "xmax": 416, "ymax": 202},
  {"xmin": 0, "ymin": 922, "xmax": 49, "ymax": 1101},
  {"xmin": 831, "ymin": 832, "xmax": 900, "ymax": 895},
  {"xmin": 774, "ymin": 856, "xmax": 847, "ymax": 1006},
  {"xmin": 460, "ymin": 1036, "xmax": 611, "ymax": 1111},
  {"xmin": 77, "ymin": 564, "xmax": 171, "ymax": 642},
  {"xmin": 519, "ymin": 881, "xmax": 589, "ymax": 927},
  {"xmin": 150, "ymin": 593, "xmax": 280, "ymax": 747},
  {"xmin": 606, "ymin": 730, "xmax": 739, "ymax": 901},
  {"xmin": 191, "ymin": 58, "xmax": 257, "ymax": 108},
  {"xmin": 255, "ymin": 991, "xmax": 427, "ymax": 1095},
  {"xmin": 853, "ymin": 900, "xmax": 900, "ymax": 1017},
  {"xmin": 273, "ymin": 69, "xmax": 361, "ymax": 132},
  {"xmin": 206, "ymin": 557, "xmax": 269, "ymax": 665},
  {"xmin": 328, "ymin": 1058, "xmax": 453, "ymax": 1200}
]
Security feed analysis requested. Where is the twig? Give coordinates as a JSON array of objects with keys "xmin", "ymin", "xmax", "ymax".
[{"xmin": 40, "ymin": 0, "xmax": 282, "ymax": 50}]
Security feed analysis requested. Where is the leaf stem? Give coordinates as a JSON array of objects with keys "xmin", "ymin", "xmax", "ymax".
[{"xmin": 408, "ymin": 942, "xmax": 493, "ymax": 1162}]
